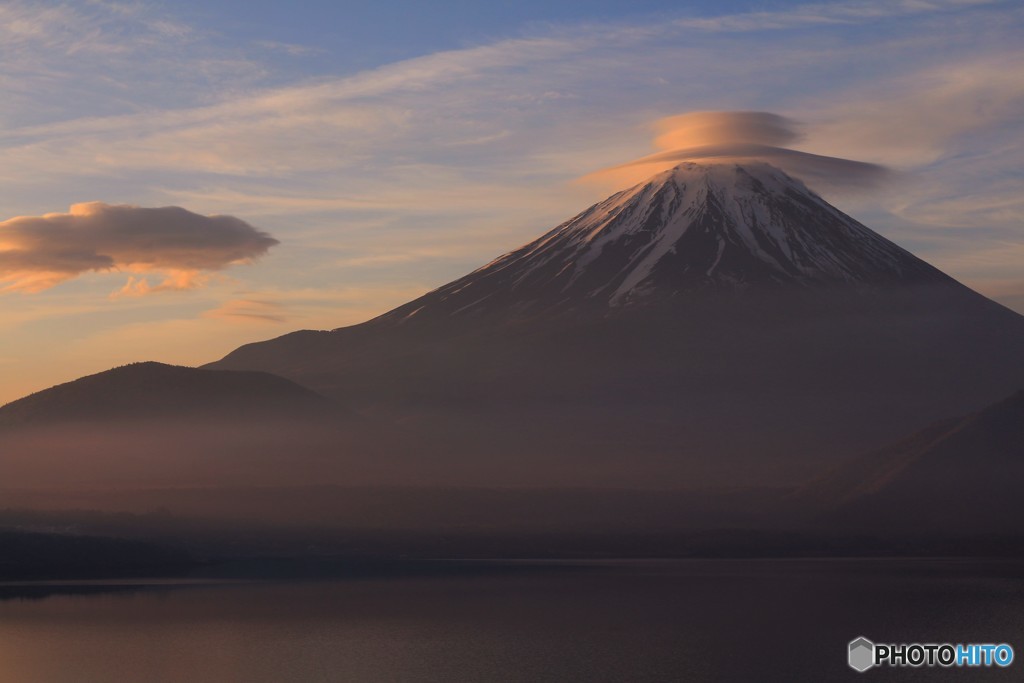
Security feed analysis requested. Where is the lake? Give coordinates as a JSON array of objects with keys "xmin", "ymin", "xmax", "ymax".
[{"xmin": 1, "ymin": 559, "xmax": 1022, "ymax": 682}]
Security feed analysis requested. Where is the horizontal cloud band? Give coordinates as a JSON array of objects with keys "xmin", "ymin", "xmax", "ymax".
[
  {"xmin": 584, "ymin": 111, "xmax": 890, "ymax": 192},
  {"xmin": 614, "ymin": 143, "xmax": 890, "ymax": 188},
  {"xmin": 0, "ymin": 202, "xmax": 278, "ymax": 293}
]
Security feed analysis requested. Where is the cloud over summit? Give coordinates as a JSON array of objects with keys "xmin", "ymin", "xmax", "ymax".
[
  {"xmin": 586, "ymin": 111, "xmax": 890, "ymax": 192},
  {"xmin": 652, "ymin": 111, "xmax": 801, "ymax": 150},
  {"xmin": 0, "ymin": 202, "xmax": 278, "ymax": 293}
]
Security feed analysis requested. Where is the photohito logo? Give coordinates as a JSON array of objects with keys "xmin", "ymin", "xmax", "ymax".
[{"xmin": 848, "ymin": 637, "xmax": 1013, "ymax": 672}]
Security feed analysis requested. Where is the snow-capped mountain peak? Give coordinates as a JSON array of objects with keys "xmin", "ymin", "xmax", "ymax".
[{"xmin": 383, "ymin": 161, "xmax": 947, "ymax": 320}]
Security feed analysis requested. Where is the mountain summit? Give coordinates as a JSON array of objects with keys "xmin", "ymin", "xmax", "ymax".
[{"xmin": 379, "ymin": 162, "xmax": 948, "ymax": 321}]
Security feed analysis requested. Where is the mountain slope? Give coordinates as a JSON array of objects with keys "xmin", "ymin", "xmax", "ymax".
[
  {"xmin": 204, "ymin": 161, "xmax": 1024, "ymax": 486},
  {"xmin": 377, "ymin": 162, "xmax": 948, "ymax": 320},
  {"xmin": 0, "ymin": 362, "xmax": 334, "ymax": 428},
  {"xmin": 794, "ymin": 390, "xmax": 1024, "ymax": 534}
]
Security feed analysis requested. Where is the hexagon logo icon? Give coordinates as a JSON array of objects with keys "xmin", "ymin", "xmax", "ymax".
[{"xmin": 849, "ymin": 637, "xmax": 875, "ymax": 672}]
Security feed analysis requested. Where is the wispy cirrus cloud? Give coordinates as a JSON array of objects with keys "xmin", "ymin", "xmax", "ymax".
[
  {"xmin": 254, "ymin": 40, "xmax": 326, "ymax": 57},
  {"xmin": 203, "ymin": 298, "xmax": 292, "ymax": 324},
  {"xmin": 672, "ymin": 0, "xmax": 1005, "ymax": 32},
  {"xmin": 3, "ymin": 0, "xmax": 1017, "ymax": 199},
  {"xmin": 0, "ymin": 0, "xmax": 265, "ymax": 129}
]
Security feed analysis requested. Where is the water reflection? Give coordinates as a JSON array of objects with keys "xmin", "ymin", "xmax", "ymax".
[{"xmin": 1, "ymin": 559, "xmax": 1022, "ymax": 682}]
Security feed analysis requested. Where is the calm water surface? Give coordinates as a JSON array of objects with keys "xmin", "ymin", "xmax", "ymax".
[{"xmin": 1, "ymin": 559, "xmax": 1022, "ymax": 682}]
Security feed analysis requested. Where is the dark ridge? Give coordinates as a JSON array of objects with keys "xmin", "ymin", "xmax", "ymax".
[
  {"xmin": 794, "ymin": 389, "xmax": 1024, "ymax": 534},
  {"xmin": 0, "ymin": 361, "xmax": 336, "ymax": 428}
]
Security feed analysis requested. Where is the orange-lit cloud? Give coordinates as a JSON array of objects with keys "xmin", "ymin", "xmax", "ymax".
[
  {"xmin": 113, "ymin": 271, "xmax": 214, "ymax": 298},
  {"xmin": 0, "ymin": 202, "xmax": 278, "ymax": 293},
  {"xmin": 652, "ymin": 111, "xmax": 800, "ymax": 149},
  {"xmin": 204, "ymin": 299, "xmax": 292, "ymax": 324},
  {"xmin": 583, "ymin": 111, "xmax": 889, "ymax": 191}
]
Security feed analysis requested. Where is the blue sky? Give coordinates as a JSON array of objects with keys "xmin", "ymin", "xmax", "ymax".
[
  {"xmin": 174, "ymin": 0, "xmax": 743, "ymax": 67},
  {"xmin": 1, "ymin": 0, "xmax": 1022, "ymax": 402}
]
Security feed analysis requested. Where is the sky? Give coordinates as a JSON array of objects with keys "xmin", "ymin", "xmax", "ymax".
[{"xmin": 1, "ymin": 0, "xmax": 1022, "ymax": 404}]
